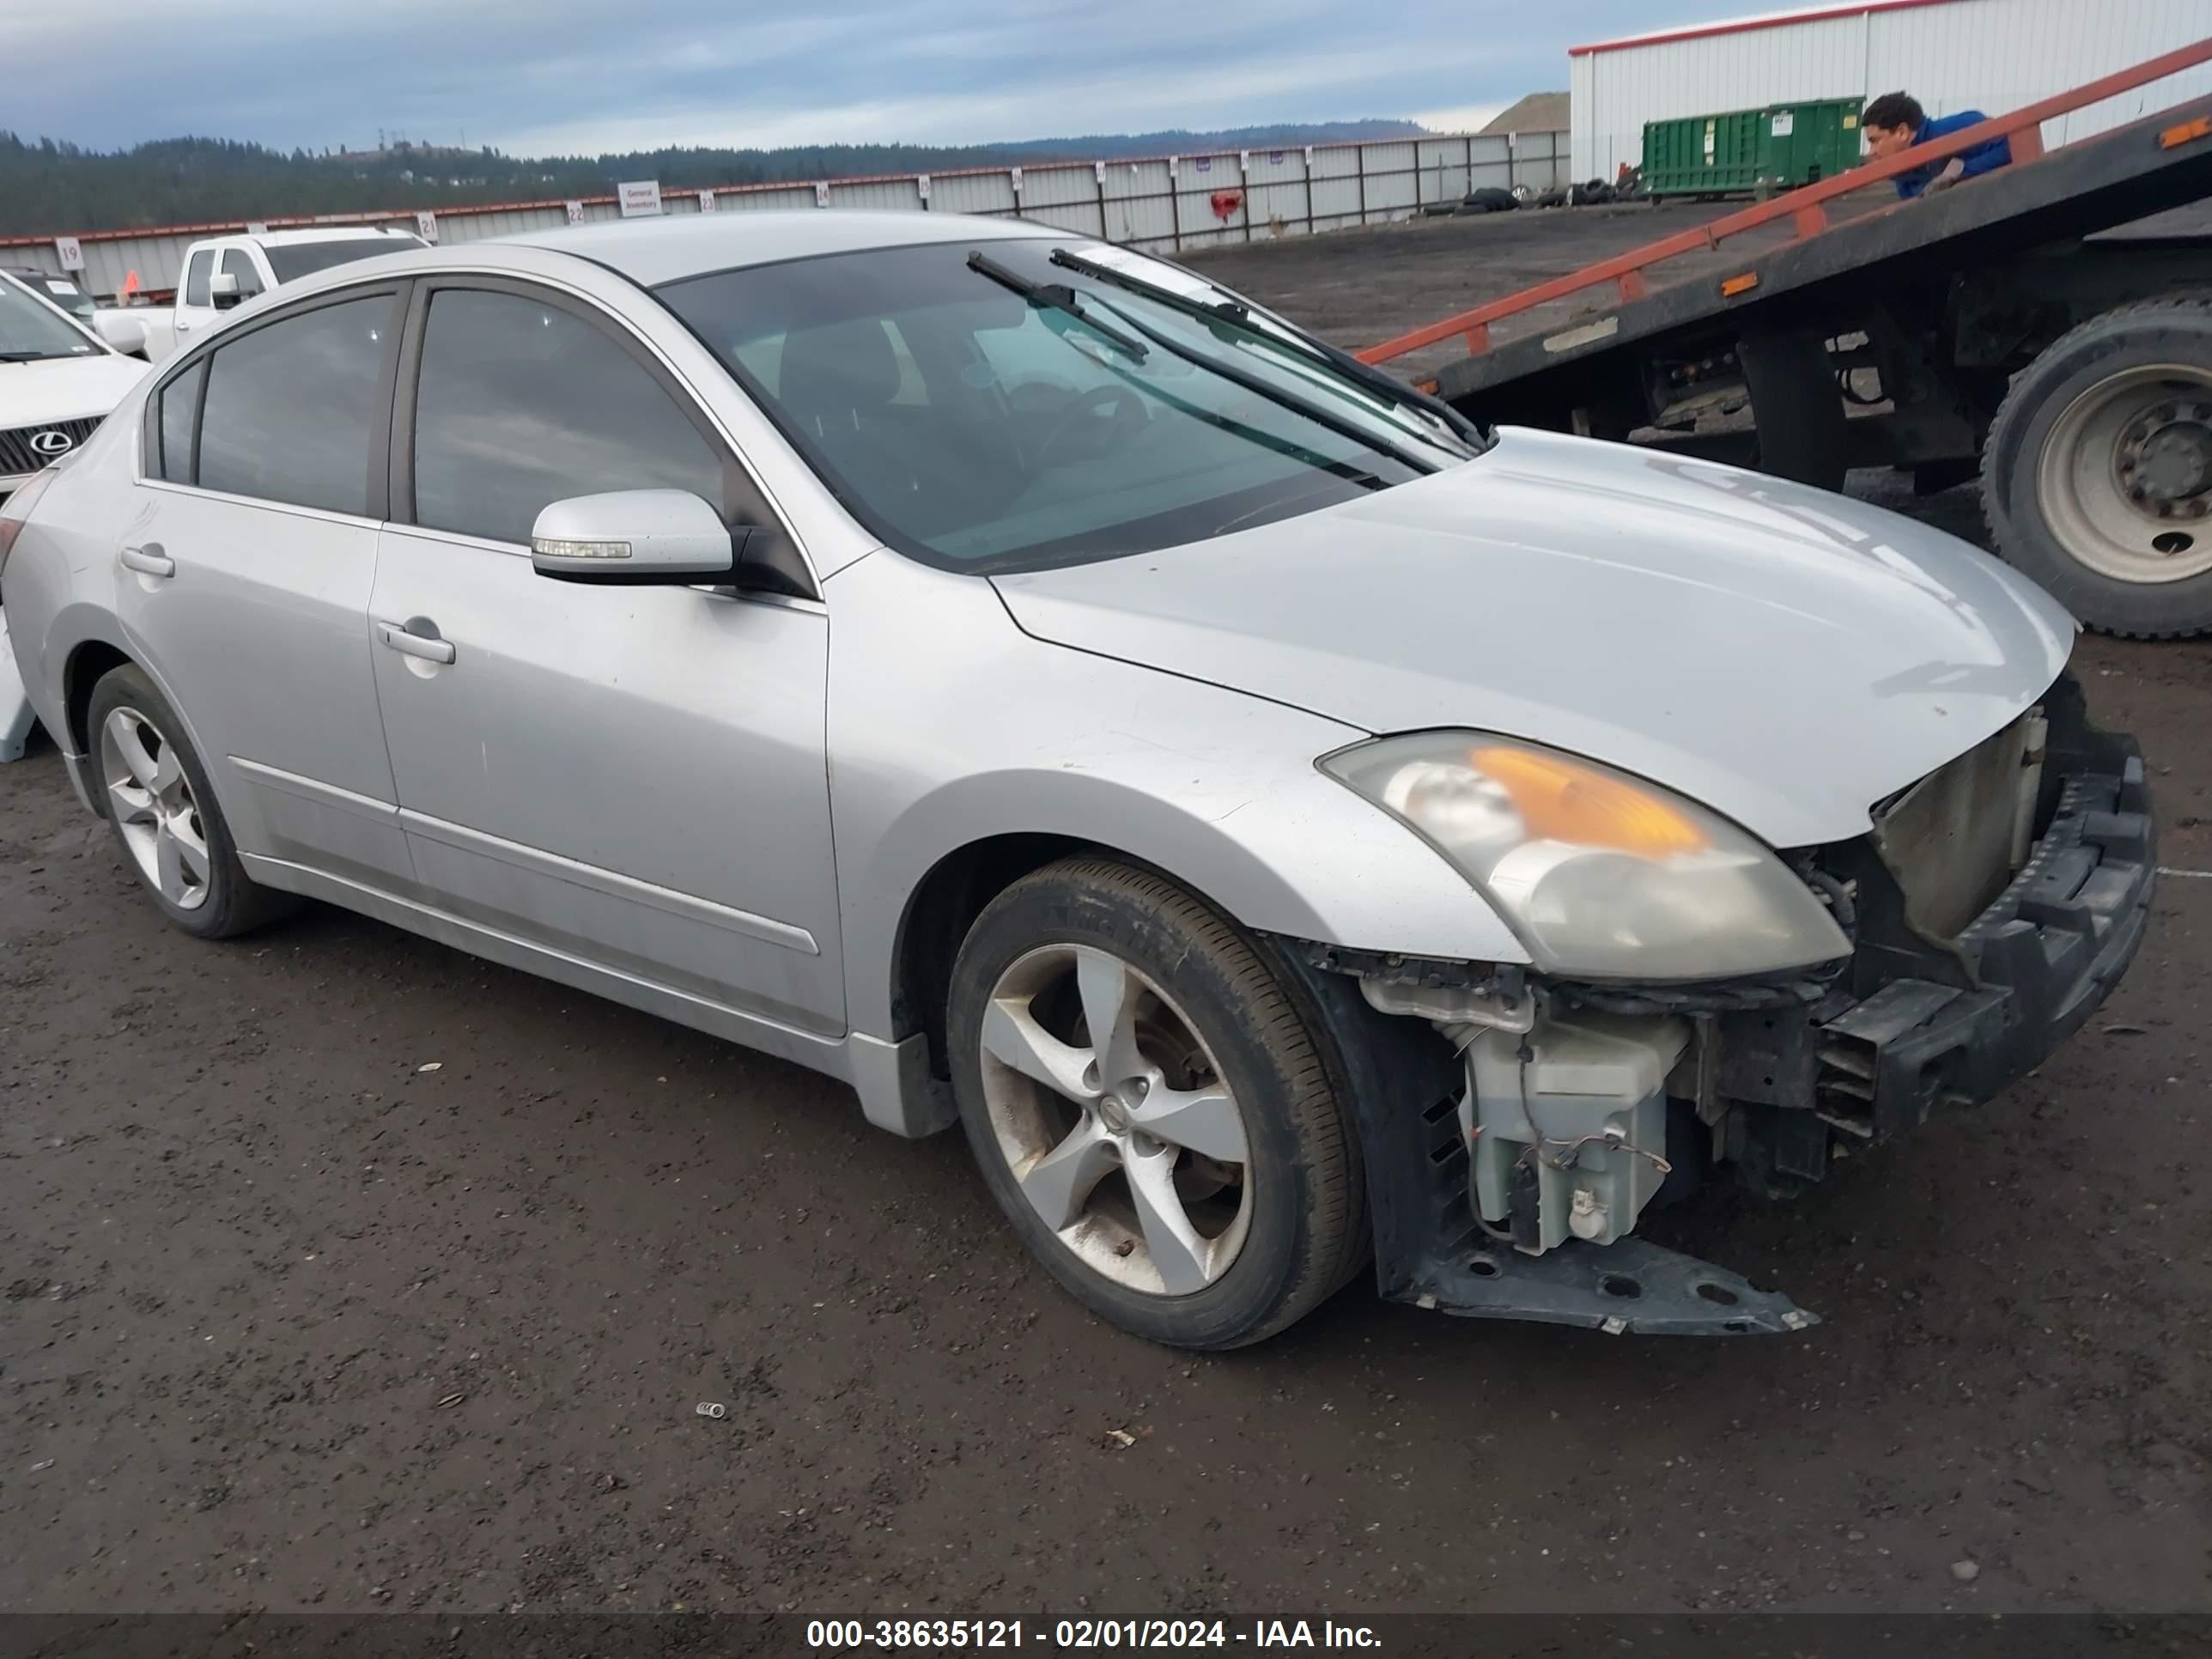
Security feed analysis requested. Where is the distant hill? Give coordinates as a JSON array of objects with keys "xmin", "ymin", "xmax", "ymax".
[{"xmin": 0, "ymin": 120, "xmax": 1431, "ymax": 236}]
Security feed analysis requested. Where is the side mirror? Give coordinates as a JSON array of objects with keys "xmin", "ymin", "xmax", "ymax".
[
  {"xmin": 529, "ymin": 489, "xmax": 744, "ymax": 584},
  {"xmin": 209, "ymin": 271, "xmax": 241, "ymax": 309},
  {"xmin": 94, "ymin": 312, "xmax": 147, "ymax": 356}
]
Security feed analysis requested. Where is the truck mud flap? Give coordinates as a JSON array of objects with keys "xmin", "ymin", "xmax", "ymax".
[{"xmin": 1405, "ymin": 1235, "xmax": 1818, "ymax": 1336}]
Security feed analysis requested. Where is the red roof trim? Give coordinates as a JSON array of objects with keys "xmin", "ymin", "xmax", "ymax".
[{"xmin": 1571, "ymin": 0, "xmax": 1961, "ymax": 58}]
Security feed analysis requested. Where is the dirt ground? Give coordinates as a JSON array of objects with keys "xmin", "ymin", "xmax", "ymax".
[{"xmin": 4, "ymin": 207, "xmax": 2211, "ymax": 1624}]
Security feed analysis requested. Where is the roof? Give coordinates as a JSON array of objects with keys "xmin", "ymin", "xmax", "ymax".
[
  {"xmin": 495, "ymin": 209, "xmax": 1048, "ymax": 287},
  {"xmin": 218, "ymin": 226, "xmax": 419, "ymax": 248},
  {"xmin": 1571, "ymin": 0, "xmax": 1960, "ymax": 56},
  {"xmin": 1479, "ymin": 93, "xmax": 1570, "ymax": 135}
]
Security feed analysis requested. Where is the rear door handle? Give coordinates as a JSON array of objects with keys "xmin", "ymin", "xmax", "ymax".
[
  {"xmin": 119, "ymin": 544, "xmax": 174, "ymax": 577},
  {"xmin": 378, "ymin": 621, "xmax": 456, "ymax": 665}
]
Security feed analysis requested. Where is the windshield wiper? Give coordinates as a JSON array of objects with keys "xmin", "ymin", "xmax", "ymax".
[
  {"xmin": 966, "ymin": 251, "xmax": 1148, "ymax": 363},
  {"xmin": 1048, "ymin": 247, "xmax": 1488, "ymax": 453},
  {"xmin": 1062, "ymin": 285, "xmax": 1442, "ymax": 476},
  {"xmin": 0, "ymin": 350, "xmax": 69, "ymax": 362}
]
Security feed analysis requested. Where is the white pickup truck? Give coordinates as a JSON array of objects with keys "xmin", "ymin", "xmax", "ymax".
[{"xmin": 131, "ymin": 226, "xmax": 425, "ymax": 362}]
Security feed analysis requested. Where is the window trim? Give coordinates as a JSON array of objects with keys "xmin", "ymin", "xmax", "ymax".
[
  {"xmin": 388, "ymin": 273, "xmax": 814, "ymax": 598},
  {"xmin": 137, "ymin": 278, "xmax": 410, "ymax": 523}
]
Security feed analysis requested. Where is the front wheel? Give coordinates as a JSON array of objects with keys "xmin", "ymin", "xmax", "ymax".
[
  {"xmin": 1983, "ymin": 297, "xmax": 2212, "ymax": 638},
  {"xmin": 945, "ymin": 858, "xmax": 1366, "ymax": 1349}
]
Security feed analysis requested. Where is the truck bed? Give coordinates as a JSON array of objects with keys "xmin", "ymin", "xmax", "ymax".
[{"xmin": 1411, "ymin": 96, "xmax": 2212, "ymax": 427}]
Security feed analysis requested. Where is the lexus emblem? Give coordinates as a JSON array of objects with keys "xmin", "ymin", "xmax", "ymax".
[{"xmin": 28, "ymin": 429, "xmax": 75, "ymax": 458}]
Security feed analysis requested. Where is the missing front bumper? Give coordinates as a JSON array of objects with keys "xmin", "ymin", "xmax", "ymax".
[{"xmin": 1275, "ymin": 684, "xmax": 2153, "ymax": 1340}]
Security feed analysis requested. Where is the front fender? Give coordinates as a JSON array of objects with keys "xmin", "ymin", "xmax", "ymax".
[{"xmin": 825, "ymin": 553, "xmax": 1526, "ymax": 1038}]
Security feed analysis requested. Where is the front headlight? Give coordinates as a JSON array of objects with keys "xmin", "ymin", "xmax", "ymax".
[{"xmin": 1321, "ymin": 732, "xmax": 1850, "ymax": 981}]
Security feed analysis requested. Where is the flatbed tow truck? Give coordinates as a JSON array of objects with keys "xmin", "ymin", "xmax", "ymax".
[{"xmin": 1358, "ymin": 40, "xmax": 2212, "ymax": 639}]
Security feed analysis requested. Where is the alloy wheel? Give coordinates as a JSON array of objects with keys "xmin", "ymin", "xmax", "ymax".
[
  {"xmin": 100, "ymin": 706, "xmax": 212, "ymax": 911},
  {"xmin": 976, "ymin": 944, "xmax": 1254, "ymax": 1296}
]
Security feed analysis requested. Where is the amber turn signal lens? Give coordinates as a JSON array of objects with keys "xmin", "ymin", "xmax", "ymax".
[{"xmin": 1468, "ymin": 745, "xmax": 1710, "ymax": 856}]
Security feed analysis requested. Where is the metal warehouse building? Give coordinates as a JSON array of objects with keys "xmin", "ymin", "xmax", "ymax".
[{"xmin": 1571, "ymin": 0, "xmax": 2212, "ymax": 182}]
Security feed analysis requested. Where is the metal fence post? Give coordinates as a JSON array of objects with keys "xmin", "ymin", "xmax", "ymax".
[{"xmin": 1356, "ymin": 143, "xmax": 1368, "ymax": 228}]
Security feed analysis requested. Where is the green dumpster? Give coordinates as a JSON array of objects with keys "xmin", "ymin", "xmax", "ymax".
[{"xmin": 1641, "ymin": 98, "xmax": 1864, "ymax": 198}]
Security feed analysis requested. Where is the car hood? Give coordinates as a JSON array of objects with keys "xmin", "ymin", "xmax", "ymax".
[
  {"xmin": 0, "ymin": 354, "xmax": 145, "ymax": 434},
  {"xmin": 991, "ymin": 427, "xmax": 2077, "ymax": 848}
]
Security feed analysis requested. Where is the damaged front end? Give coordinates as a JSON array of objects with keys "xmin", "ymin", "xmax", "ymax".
[{"xmin": 1289, "ymin": 672, "xmax": 2154, "ymax": 1337}]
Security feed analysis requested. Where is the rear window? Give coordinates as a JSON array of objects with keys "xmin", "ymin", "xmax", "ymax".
[{"xmin": 263, "ymin": 237, "xmax": 423, "ymax": 283}]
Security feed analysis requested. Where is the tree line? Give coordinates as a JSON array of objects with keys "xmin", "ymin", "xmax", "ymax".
[{"xmin": 0, "ymin": 122, "xmax": 1426, "ymax": 236}]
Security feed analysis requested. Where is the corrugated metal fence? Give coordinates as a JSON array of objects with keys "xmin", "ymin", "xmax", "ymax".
[{"xmin": 3, "ymin": 131, "xmax": 1567, "ymax": 301}]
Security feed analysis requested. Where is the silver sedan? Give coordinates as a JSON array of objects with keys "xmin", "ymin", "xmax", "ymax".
[{"xmin": 0, "ymin": 211, "xmax": 2151, "ymax": 1346}]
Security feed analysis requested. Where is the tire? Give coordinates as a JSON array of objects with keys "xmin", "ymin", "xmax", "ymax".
[
  {"xmin": 1983, "ymin": 296, "xmax": 2212, "ymax": 639},
  {"xmin": 945, "ymin": 857, "xmax": 1365, "ymax": 1349},
  {"xmin": 87, "ymin": 664, "xmax": 297, "ymax": 939}
]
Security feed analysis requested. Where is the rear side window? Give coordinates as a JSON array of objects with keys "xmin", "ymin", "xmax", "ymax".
[
  {"xmin": 182, "ymin": 252, "xmax": 213, "ymax": 308},
  {"xmin": 219, "ymin": 248, "xmax": 264, "ymax": 301},
  {"xmin": 157, "ymin": 360, "xmax": 205, "ymax": 484},
  {"xmin": 409, "ymin": 288, "xmax": 724, "ymax": 545},
  {"xmin": 197, "ymin": 295, "xmax": 396, "ymax": 515}
]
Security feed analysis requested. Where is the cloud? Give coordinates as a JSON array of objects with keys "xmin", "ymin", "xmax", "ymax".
[{"xmin": 0, "ymin": 0, "xmax": 1662, "ymax": 155}]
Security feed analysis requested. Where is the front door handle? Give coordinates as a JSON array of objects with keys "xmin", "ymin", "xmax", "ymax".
[
  {"xmin": 378, "ymin": 621, "xmax": 456, "ymax": 665},
  {"xmin": 119, "ymin": 544, "xmax": 174, "ymax": 578}
]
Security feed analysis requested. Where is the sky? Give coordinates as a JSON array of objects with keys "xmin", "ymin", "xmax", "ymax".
[{"xmin": 0, "ymin": 1, "xmax": 1698, "ymax": 157}]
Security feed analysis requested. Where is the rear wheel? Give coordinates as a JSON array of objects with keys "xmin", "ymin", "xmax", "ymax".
[
  {"xmin": 1984, "ymin": 298, "xmax": 2212, "ymax": 639},
  {"xmin": 88, "ymin": 665, "xmax": 296, "ymax": 939},
  {"xmin": 946, "ymin": 858, "xmax": 1364, "ymax": 1349}
]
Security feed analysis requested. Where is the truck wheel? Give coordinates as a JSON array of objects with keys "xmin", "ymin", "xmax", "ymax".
[
  {"xmin": 945, "ymin": 857, "xmax": 1365, "ymax": 1349},
  {"xmin": 1983, "ymin": 298, "xmax": 2212, "ymax": 639}
]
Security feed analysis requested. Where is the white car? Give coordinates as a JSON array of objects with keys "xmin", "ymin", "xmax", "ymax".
[
  {"xmin": 153, "ymin": 227, "xmax": 425, "ymax": 363},
  {"xmin": 1, "ymin": 269, "xmax": 147, "ymax": 758}
]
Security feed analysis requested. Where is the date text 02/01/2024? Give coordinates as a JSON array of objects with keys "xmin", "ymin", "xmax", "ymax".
[{"xmin": 805, "ymin": 1619, "xmax": 1383, "ymax": 1649}]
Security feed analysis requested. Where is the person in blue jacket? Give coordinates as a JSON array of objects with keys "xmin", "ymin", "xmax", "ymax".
[{"xmin": 1861, "ymin": 91, "xmax": 2014, "ymax": 198}]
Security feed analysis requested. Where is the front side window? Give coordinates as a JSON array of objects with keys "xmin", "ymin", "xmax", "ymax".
[
  {"xmin": 182, "ymin": 252, "xmax": 213, "ymax": 308},
  {"xmin": 219, "ymin": 249, "xmax": 264, "ymax": 301},
  {"xmin": 658, "ymin": 239, "xmax": 1472, "ymax": 571},
  {"xmin": 196, "ymin": 294, "xmax": 395, "ymax": 515},
  {"xmin": 409, "ymin": 288, "xmax": 725, "ymax": 546},
  {"xmin": 158, "ymin": 360, "xmax": 205, "ymax": 483}
]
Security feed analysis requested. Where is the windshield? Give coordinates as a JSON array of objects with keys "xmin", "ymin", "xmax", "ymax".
[
  {"xmin": 7, "ymin": 272, "xmax": 96, "ymax": 323},
  {"xmin": 263, "ymin": 235, "xmax": 424, "ymax": 283},
  {"xmin": 657, "ymin": 239, "xmax": 1471, "ymax": 571},
  {"xmin": 0, "ymin": 275, "xmax": 102, "ymax": 362}
]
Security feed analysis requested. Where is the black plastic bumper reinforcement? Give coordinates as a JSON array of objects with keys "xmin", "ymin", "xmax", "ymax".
[{"xmin": 1814, "ymin": 752, "xmax": 2154, "ymax": 1145}]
